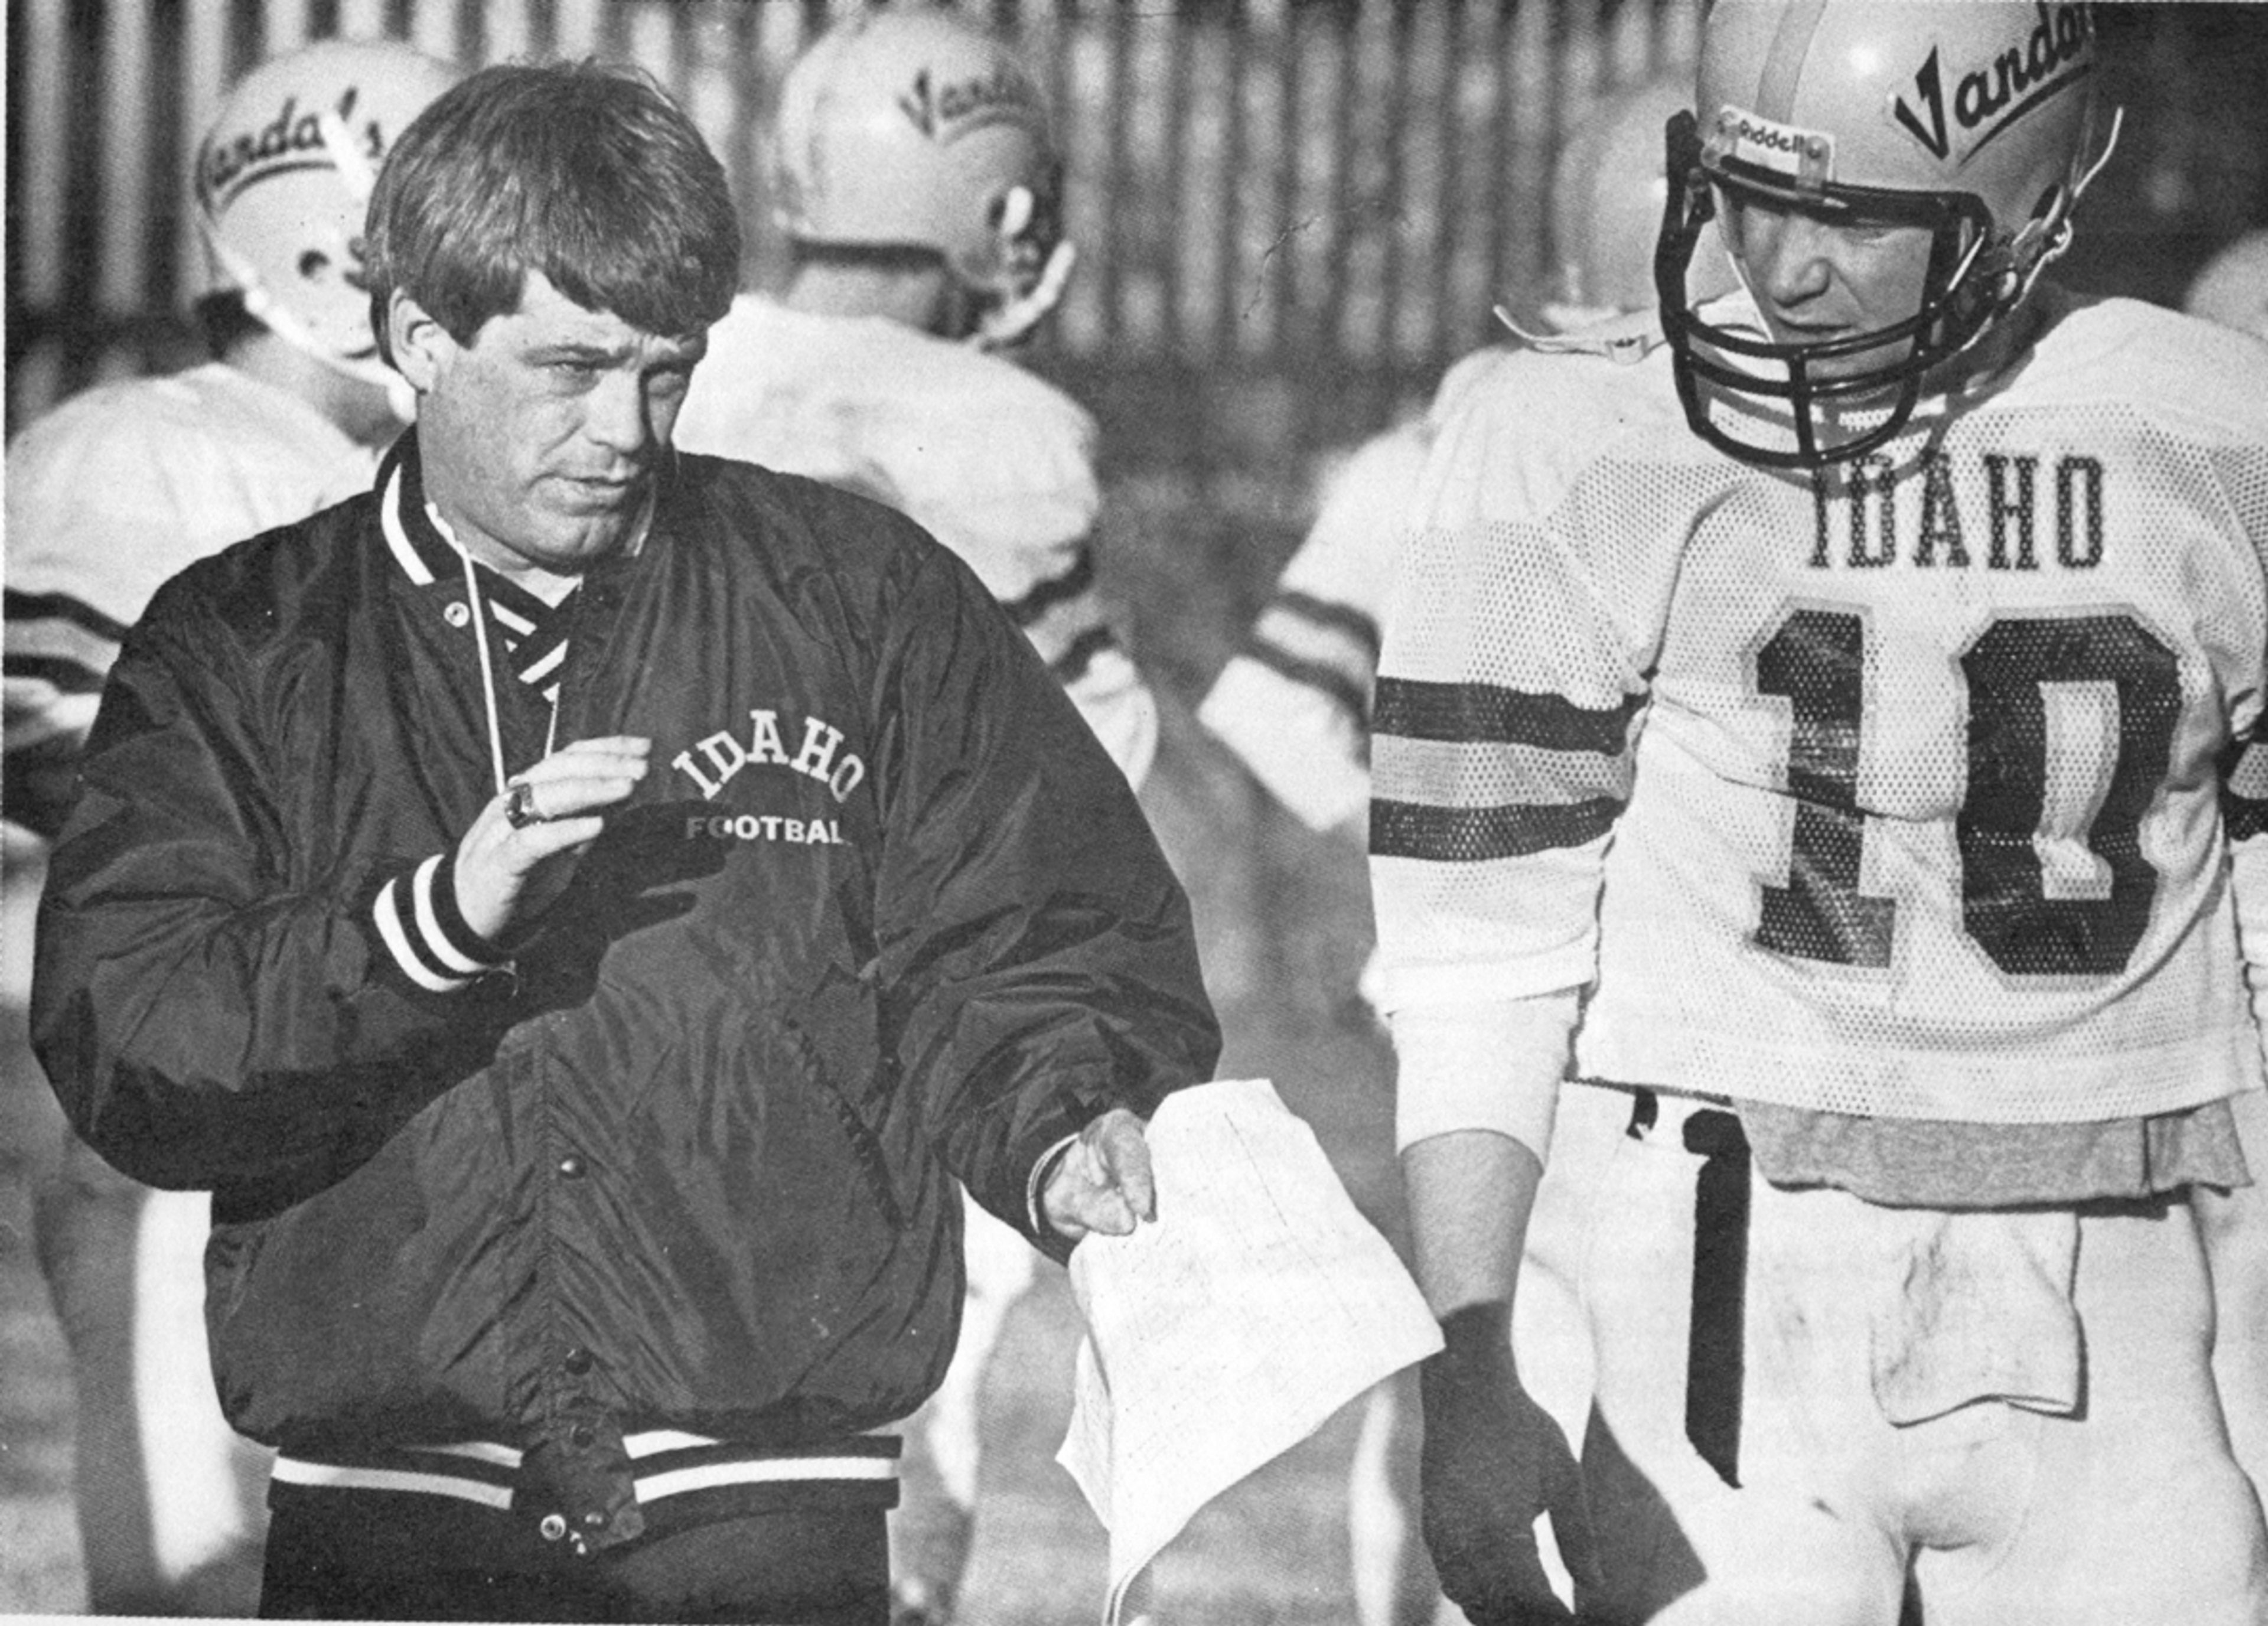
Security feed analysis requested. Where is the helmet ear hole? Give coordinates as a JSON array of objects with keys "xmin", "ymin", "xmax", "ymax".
[{"xmin": 298, "ymin": 249, "xmax": 332, "ymax": 281}]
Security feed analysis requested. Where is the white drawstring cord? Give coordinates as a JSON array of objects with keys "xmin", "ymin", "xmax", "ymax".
[{"xmin": 430, "ymin": 503, "xmax": 512, "ymax": 799}]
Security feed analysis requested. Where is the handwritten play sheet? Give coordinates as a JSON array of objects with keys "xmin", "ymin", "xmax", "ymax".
[{"xmin": 1055, "ymin": 1077, "xmax": 1442, "ymax": 1625}]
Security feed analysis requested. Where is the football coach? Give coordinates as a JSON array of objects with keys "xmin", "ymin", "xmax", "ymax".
[{"xmin": 32, "ymin": 58, "xmax": 1217, "ymax": 1624}]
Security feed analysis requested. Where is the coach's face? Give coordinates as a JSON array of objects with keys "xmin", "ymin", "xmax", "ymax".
[{"xmin": 389, "ymin": 271, "xmax": 706, "ymax": 579}]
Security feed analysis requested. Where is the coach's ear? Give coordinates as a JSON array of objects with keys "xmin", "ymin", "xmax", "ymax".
[{"xmin": 386, "ymin": 291, "xmax": 455, "ymax": 396}]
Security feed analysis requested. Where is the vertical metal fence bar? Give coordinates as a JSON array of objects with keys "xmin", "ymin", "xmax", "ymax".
[
  {"xmin": 260, "ymin": 0, "xmax": 308, "ymax": 56},
  {"xmin": 551, "ymin": 0, "xmax": 605, "ymax": 59},
  {"xmin": 1099, "ymin": 4, "xmax": 1133, "ymax": 354},
  {"xmin": 97, "ymin": 1, "xmax": 155, "ymax": 321},
  {"xmin": 1160, "ymin": 6, "xmax": 1192, "ymax": 359},
  {"xmin": 405, "ymin": 0, "xmax": 463, "ymax": 63},
  {"xmin": 336, "ymin": 0, "xmax": 389, "ymax": 41},
  {"xmin": 17, "ymin": 0, "xmax": 69, "ymax": 318},
  {"xmin": 1213, "ymin": 5, "xmax": 1250, "ymax": 361},
  {"xmin": 177, "ymin": 4, "xmax": 233, "ymax": 321},
  {"xmin": 483, "ymin": 0, "xmax": 536, "ymax": 64},
  {"xmin": 1318, "ymin": 6, "xmax": 1356, "ymax": 367},
  {"xmin": 1426, "ymin": 0, "xmax": 1463, "ymax": 360},
  {"xmin": 1266, "ymin": 3, "xmax": 1300, "ymax": 360}
]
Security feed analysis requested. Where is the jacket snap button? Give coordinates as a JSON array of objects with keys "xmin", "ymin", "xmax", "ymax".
[
  {"xmin": 539, "ymin": 1513, "xmax": 568, "ymax": 1542},
  {"xmin": 563, "ymin": 1347, "xmax": 594, "ymax": 1376},
  {"xmin": 570, "ymin": 1423, "xmax": 596, "ymax": 1449},
  {"xmin": 557, "ymin": 1154, "xmax": 585, "ymax": 1179},
  {"xmin": 444, "ymin": 601, "xmax": 471, "ymax": 628}
]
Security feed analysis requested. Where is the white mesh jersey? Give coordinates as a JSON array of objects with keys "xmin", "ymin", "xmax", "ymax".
[
  {"xmin": 1373, "ymin": 292, "xmax": 2268, "ymax": 1125},
  {"xmin": 1199, "ymin": 348, "xmax": 1513, "ymax": 832},
  {"xmin": 673, "ymin": 293, "xmax": 1157, "ymax": 788},
  {"xmin": 5, "ymin": 363, "xmax": 377, "ymax": 819}
]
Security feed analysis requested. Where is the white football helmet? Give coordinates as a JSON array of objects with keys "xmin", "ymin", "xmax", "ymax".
[
  {"xmin": 768, "ymin": 6, "xmax": 1070, "ymax": 346},
  {"xmin": 1547, "ymin": 72, "xmax": 1738, "ymax": 328},
  {"xmin": 2185, "ymin": 229, "xmax": 2268, "ymax": 343},
  {"xmin": 193, "ymin": 38, "xmax": 461, "ymax": 392},
  {"xmin": 1657, "ymin": 1, "xmax": 2115, "ymax": 467}
]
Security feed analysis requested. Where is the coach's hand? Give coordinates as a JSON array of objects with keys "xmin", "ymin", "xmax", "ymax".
[
  {"xmin": 1041, "ymin": 1107, "xmax": 1156, "ymax": 1243},
  {"xmin": 1419, "ymin": 1302, "xmax": 1598, "ymax": 1625},
  {"xmin": 453, "ymin": 736, "xmax": 651, "ymax": 944}
]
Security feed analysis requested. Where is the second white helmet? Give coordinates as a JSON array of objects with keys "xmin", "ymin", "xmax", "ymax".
[
  {"xmin": 769, "ymin": 6, "xmax": 1066, "ymax": 336},
  {"xmin": 193, "ymin": 37, "xmax": 461, "ymax": 387}
]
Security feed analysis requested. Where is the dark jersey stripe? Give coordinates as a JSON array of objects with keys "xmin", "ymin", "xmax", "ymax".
[
  {"xmin": 1050, "ymin": 624, "xmax": 1115, "ymax": 686},
  {"xmin": 1373, "ymin": 677, "xmax": 1641, "ymax": 755},
  {"xmin": 1006, "ymin": 546, "xmax": 1097, "ymax": 627},
  {"xmin": 1369, "ymin": 795, "xmax": 1622, "ymax": 862},
  {"xmin": 3, "ymin": 650, "xmax": 107, "ymax": 695},
  {"xmin": 1272, "ymin": 590, "xmax": 1381, "ymax": 660},
  {"xmin": 1247, "ymin": 643, "xmax": 1371, "ymax": 732},
  {"xmin": 5, "ymin": 588, "xmax": 132, "ymax": 644}
]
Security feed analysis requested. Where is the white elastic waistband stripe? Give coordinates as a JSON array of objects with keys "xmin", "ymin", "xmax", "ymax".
[
  {"xmin": 637, "ymin": 1456, "xmax": 897, "ymax": 1503},
  {"xmin": 271, "ymin": 1457, "xmax": 514, "ymax": 1509}
]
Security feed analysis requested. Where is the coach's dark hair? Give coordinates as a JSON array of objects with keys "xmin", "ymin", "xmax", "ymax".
[{"xmin": 363, "ymin": 60, "xmax": 741, "ymax": 360}]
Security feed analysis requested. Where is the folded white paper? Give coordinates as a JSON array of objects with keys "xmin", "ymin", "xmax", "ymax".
[{"xmin": 1055, "ymin": 1077, "xmax": 1443, "ymax": 1625}]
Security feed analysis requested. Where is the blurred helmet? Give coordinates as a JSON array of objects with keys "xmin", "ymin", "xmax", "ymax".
[
  {"xmin": 1546, "ymin": 73, "xmax": 1735, "ymax": 327},
  {"xmin": 1657, "ymin": 1, "xmax": 2113, "ymax": 468},
  {"xmin": 193, "ymin": 38, "xmax": 461, "ymax": 389},
  {"xmin": 769, "ymin": 6, "xmax": 1065, "ymax": 322},
  {"xmin": 2184, "ymin": 229, "xmax": 2268, "ymax": 343}
]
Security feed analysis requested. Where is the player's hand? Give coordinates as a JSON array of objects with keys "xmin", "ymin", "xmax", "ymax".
[
  {"xmin": 1419, "ymin": 1303, "xmax": 1599, "ymax": 1625},
  {"xmin": 1040, "ymin": 1107, "xmax": 1156, "ymax": 1243},
  {"xmin": 452, "ymin": 736, "xmax": 651, "ymax": 944}
]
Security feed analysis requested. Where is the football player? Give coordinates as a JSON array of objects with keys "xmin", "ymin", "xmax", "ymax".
[
  {"xmin": 1376, "ymin": 4, "xmax": 2268, "ymax": 1624},
  {"xmin": 669, "ymin": 12, "xmax": 1152, "ymax": 1624},
  {"xmin": 1197, "ymin": 75, "xmax": 1733, "ymax": 1626},
  {"xmin": 3, "ymin": 38, "xmax": 461, "ymax": 1613}
]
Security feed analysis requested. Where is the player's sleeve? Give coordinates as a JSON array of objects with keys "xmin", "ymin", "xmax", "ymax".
[
  {"xmin": 1367, "ymin": 366, "xmax": 1647, "ymax": 1159},
  {"xmin": 30, "ymin": 577, "xmax": 519, "ymax": 1192},
  {"xmin": 867, "ymin": 539, "xmax": 1217, "ymax": 1257},
  {"xmin": 1198, "ymin": 422, "xmax": 1429, "ymax": 835},
  {"xmin": 3, "ymin": 403, "xmax": 183, "ymax": 837}
]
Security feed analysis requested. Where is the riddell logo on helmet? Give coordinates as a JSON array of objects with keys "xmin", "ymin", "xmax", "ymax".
[
  {"xmin": 1890, "ymin": 3, "xmax": 2091, "ymax": 163},
  {"xmin": 897, "ymin": 63, "xmax": 1038, "ymax": 144},
  {"xmin": 1723, "ymin": 111, "xmax": 1832, "ymax": 178},
  {"xmin": 200, "ymin": 86, "xmax": 382, "ymax": 210}
]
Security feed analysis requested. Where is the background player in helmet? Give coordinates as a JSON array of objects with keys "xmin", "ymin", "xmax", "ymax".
[
  {"xmin": 670, "ymin": 11, "xmax": 1155, "ymax": 1623},
  {"xmin": 672, "ymin": 6, "xmax": 1152, "ymax": 789},
  {"xmin": 1, "ymin": 37, "xmax": 461, "ymax": 1614},
  {"xmin": 1380, "ymin": 4, "xmax": 2268, "ymax": 1622},
  {"xmin": 1196, "ymin": 74, "xmax": 1735, "ymax": 1626}
]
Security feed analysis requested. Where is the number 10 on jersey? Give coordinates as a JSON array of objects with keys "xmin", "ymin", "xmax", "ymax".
[{"xmin": 1751, "ymin": 605, "xmax": 2181, "ymax": 977}]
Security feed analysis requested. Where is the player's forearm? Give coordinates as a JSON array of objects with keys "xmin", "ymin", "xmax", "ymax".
[
  {"xmin": 1390, "ymin": 989, "xmax": 1575, "ymax": 1319},
  {"xmin": 1403, "ymin": 1129, "xmax": 1544, "ymax": 1320}
]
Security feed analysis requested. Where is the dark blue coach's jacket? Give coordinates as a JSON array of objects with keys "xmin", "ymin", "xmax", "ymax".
[{"xmin": 31, "ymin": 434, "xmax": 1217, "ymax": 1543}]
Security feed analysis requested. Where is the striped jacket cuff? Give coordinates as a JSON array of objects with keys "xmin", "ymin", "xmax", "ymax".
[{"xmin": 370, "ymin": 851, "xmax": 509, "ymax": 993}]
